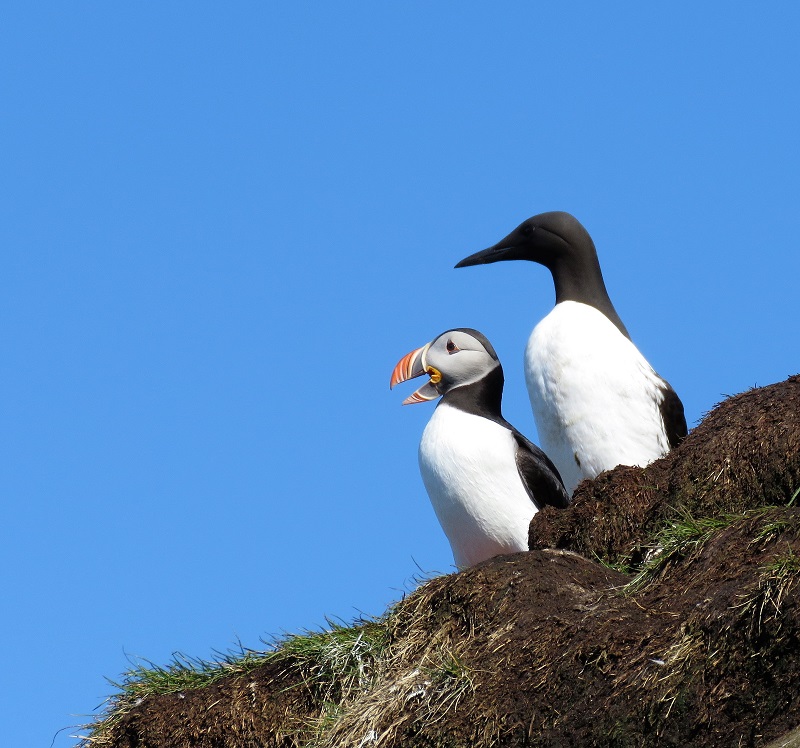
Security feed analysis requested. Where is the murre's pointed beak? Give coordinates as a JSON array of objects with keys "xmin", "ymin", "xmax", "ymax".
[
  {"xmin": 455, "ymin": 236, "xmax": 517, "ymax": 268},
  {"xmin": 390, "ymin": 343, "xmax": 440, "ymax": 405}
]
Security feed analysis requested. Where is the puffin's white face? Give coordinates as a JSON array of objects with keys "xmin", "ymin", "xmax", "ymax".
[{"xmin": 390, "ymin": 329, "xmax": 500, "ymax": 405}]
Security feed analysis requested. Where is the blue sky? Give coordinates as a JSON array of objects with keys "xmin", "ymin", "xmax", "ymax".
[{"xmin": 2, "ymin": 4, "xmax": 799, "ymax": 745}]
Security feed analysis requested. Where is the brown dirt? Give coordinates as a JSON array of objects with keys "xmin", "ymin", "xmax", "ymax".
[
  {"xmin": 87, "ymin": 376, "xmax": 800, "ymax": 748},
  {"xmin": 529, "ymin": 375, "xmax": 800, "ymax": 566},
  {"xmin": 104, "ymin": 658, "xmax": 317, "ymax": 747}
]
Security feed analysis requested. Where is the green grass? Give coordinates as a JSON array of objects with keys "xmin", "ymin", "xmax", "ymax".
[
  {"xmin": 591, "ymin": 550, "xmax": 633, "ymax": 575},
  {"xmin": 106, "ymin": 617, "xmax": 387, "ymax": 702},
  {"xmin": 753, "ymin": 517, "xmax": 794, "ymax": 546},
  {"xmin": 108, "ymin": 644, "xmax": 272, "ymax": 698},
  {"xmin": 623, "ymin": 510, "xmax": 737, "ymax": 595},
  {"xmin": 84, "ymin": 616, "xmax": 389, "ymax": 747},
  {"xmin": 276, "ymin": 618, "xmax": 388, "ymax": 703},
  {"xmin": 622, "ymin": 496, "xmax": 800, "ymax": 596}
]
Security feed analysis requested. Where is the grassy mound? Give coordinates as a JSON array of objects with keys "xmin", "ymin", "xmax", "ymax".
[{"xmin": 81, "ymin": 375, "xmax": 800, "ymax": 748}]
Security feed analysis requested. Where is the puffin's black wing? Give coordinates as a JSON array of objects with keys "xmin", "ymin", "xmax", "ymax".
[
  {"xmin": 511, "ymin": 430, "xmax": 571, "ymax": 510},
  {"xmin": 659, "ymin": 381, "xmax": 688, "ymax": 449}
]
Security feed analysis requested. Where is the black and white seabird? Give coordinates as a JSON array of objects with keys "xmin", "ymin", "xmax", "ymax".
[
  {"xmin": 390, "ymin": 328, "xmax": 569, "ymax": 569},
  {"xmin": 455, "ymin": 212, "xmax": 687, "ymax": 496}
]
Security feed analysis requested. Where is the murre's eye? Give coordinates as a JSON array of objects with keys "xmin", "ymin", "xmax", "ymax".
[
  {"xmin": 521, "ymin": 224, "xmax": 534, "ymax": 237},
  {"xmin": 446, "ymin": 339, "xmax": 459, "ymax": 354}
]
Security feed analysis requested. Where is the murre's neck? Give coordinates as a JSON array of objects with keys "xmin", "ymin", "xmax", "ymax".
[
  {"xmin": 440, "ymin": 365, "xmax": 505, "ymax": 423},
  {"xmin": 549, "ymin": 251, "xmax": 630, "ymax": 339}
]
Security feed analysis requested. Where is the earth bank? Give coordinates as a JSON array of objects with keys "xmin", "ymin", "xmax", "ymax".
[{"xmin": 84, "ymin": 375, "xmax": 800, "ymax": 748}]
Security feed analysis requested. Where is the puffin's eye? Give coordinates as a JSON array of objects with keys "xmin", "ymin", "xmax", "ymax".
[{"xmin": 446, "ymin": 339, "xmax": 459, "ymax": 354}]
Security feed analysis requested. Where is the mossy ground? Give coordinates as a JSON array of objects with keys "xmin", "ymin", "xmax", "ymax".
[{"xmin": 81, "ymin": 376, "xmax": 800, "ymax": 748}]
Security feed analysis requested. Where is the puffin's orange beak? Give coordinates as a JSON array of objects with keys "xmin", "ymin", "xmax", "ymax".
[
  {"xmin": 390, "ymin": 343, "xmax": 440, "ymax": 405},
  {"xmin": 390, "ymin": 346, "xmax": 426, "ymax": 388}
]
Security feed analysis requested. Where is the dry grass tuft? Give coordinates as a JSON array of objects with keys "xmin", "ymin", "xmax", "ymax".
[
  {"xmin": 623, "ymin": 625, "xmax": 706, "ymax": 725},
  {"xmin": 734, "ymin": 547, "xmax": 800, "ymax": 640},
  {"xmin": 314, "ymin": 577, "xmax": 482, "ymax": 748}
]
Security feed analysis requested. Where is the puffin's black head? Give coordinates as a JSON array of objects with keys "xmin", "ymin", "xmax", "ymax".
[
  {"xmin": 455, "ymin": 211, "xmax": 595, "ymax": 272},
  {"xmin": 389, "ymin": 328, "xmax": 502, "ymax": 405}
]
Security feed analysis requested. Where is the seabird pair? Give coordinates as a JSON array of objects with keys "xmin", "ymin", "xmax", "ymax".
[{"xmin": 391, "ymin": 211, "xmax": 686, "ymax": 570}]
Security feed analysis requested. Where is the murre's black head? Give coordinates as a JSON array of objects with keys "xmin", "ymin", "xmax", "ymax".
[
  {"xmin": 455, "ymin": 211, "xmax": 593, "ymax": 271},
  {"xmin": 455, "ymin": 211, "xmax": 630, "ymax": 338}
]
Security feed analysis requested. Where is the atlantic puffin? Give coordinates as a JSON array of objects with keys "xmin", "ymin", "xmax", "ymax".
[{"xmin": 390, "ymin": 328, "xmax": 569, "ymax": 569}]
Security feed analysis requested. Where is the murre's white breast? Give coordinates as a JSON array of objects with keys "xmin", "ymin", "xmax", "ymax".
[
  {"xmin": 525, "ymin": 300, "xmax": 671, "ymax": 495},
  {"xmin": 418, "ymin": 402, "xmax": 535, "ymax": 569}
]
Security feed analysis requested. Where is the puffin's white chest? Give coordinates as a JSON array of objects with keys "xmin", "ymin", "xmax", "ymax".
[
  {"xmin": 524, "ymin": 301, "xmax": 670, "ymax": 495},
  {"xmin": 418, "ymin": 403, "xmax": 535, "ymax": 569}
]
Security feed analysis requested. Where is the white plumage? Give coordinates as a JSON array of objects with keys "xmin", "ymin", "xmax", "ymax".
[
  {"xmin": 525, "ymin": 301, "xmax": 672, "ymax": 495},
  {"xmin": 418, "ymin": 403, "xmax": 536, "ymax": 569}
]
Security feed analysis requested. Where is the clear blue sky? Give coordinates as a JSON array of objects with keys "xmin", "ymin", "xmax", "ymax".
[{"xmin": 2, "ymin": 4, "xmax": 798, "ymax": 745}]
